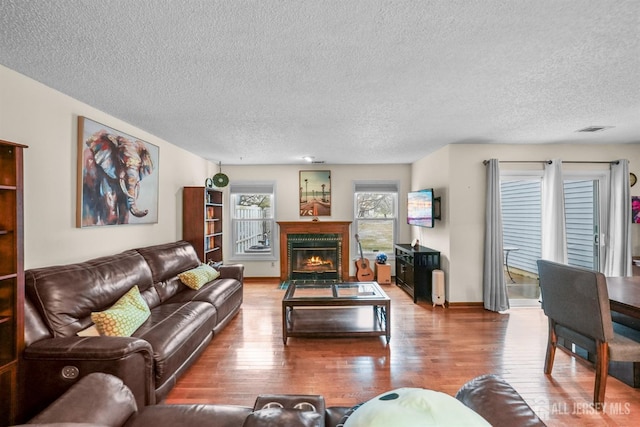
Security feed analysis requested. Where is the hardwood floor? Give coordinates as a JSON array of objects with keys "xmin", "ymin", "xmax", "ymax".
[{"xmin": 166, "ymin": 280, "xmax": 640, "ymax": 426}]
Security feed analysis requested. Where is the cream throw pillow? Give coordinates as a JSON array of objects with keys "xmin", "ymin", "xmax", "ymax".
[
  {"xmin": 76, "ymin": 324, "xmax": 100, "ymax": 336},
  {"xmin": 91, "ymin": 286, "xmax": 150, "ymax": 337},
  {"xmin": 178, "ymin": 263, "xmax": 221, "ymax": 290}
]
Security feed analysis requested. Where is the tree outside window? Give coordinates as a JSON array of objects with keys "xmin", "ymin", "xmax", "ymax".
[{"xmin": 355, "ymin": 192, "xmax": 397, "ymax": 255}]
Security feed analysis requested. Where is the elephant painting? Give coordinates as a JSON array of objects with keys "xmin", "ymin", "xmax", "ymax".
[{"xmin": 80, "ymin": 124, "xmax": 158, "ymax": 226}]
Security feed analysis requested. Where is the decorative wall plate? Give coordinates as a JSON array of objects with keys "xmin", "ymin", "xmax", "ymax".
[{"xmin": 631, "ymin": 172, "xmax": 637, "ymax": 187}]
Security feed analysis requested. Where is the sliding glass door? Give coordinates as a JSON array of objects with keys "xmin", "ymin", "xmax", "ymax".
[
  {"xmin": 564, "ymin": 179, "xmax": 599, "ymax": 271},
  {"xmin": 500, "ymin": 171, "xmax": 608, "ymax": 303}
]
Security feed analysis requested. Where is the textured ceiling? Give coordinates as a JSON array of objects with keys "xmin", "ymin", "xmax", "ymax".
[{"xmin": 1, "ymin": 0, "xmax": 639, "ymax": 165}]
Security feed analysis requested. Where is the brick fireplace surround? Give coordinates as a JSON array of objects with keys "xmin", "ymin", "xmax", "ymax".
[{"xmin": 277, "ymin": 221, "xmax": 351, "ymax": 282}]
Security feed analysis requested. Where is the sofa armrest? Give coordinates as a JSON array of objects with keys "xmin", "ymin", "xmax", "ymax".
[
  {"xmin": 455, "ymin": 374, "xmax": 546, "ymax": 427},
  {"xmin": 325, "ymin": 407, "xmax": 350, "ymax": 427},
  {"xmin": 24, "ymin": 336, "xmax": 153, "ymax": 360},
  {"xmin": 21, "ymin": 337, "xmax": 155, "ymax": 421},
  {"xmin": 25, "ymin": 373, "xmax": 137, "ymax": 426},
  {"xmin": 217, "ymin": 264, "xmax": 244, "ymax": 282}
]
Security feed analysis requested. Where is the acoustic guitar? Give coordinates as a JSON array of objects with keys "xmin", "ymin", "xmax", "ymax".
[{"xmin": 354, "ymin": 234, "xmax": 374, "ymax": 281}]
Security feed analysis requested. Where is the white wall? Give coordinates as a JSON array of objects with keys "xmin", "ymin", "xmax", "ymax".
[
  {"xmin": 412, "ymin": 143, "xmax": 640, "ymax": 303},
  {"xmin": 3, "ymin": 63, "xmax": 637, "ymax": 286},
  {"xmin": 0, "ymin": 65, "xmax": 216, "ymax": 268},
  {"xmin": 217, "ymin": 164, "xmax": 412, "ymax": 277},
  {"xmin": 0, "ymin": 65, "xmax": 413, "ymax": 273}
]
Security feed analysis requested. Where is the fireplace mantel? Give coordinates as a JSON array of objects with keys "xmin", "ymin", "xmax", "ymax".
[{"xmin": 277, "ymin": 221, "xmax": 351, "ymax": 282}]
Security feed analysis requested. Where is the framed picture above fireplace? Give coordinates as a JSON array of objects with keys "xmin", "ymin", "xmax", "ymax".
[{"xmin": 299, "ymin": 170, "xmax": 331, "ymax": 216}]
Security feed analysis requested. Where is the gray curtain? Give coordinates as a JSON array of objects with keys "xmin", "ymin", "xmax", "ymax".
[
  {"xmin": 483, "ymin": 159, "xmax": 509, "ymax": 312},
  {"xmin": 541, "ymin": 159, "xmax": 567, "ymax": 263},
  {"xmin": 604, "ymin": 160, "xmax": 631, "ymax": 276}
]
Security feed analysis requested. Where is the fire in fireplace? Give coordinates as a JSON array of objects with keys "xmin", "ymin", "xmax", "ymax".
[
  {"xmin": 288, "ymin": 234, "xmax": 342, "ymax": 281},
  {"xmin": 294, "ymin": 247, "xmax": 336, "ymax": 271}
]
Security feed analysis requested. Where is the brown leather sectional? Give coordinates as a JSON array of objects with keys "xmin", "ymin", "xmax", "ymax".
[
  {"xmin": 20, "ymin": 241, "xmax": 243, "ymax": 421},
  {"xmin": 14, "ymin": 372, "xmax": 546, "ymax": 426}
]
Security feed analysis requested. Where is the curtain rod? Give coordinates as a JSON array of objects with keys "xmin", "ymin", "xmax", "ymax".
[{"xmin": 483, "ymin": 160, "xmax": 619, "ymax": 165}]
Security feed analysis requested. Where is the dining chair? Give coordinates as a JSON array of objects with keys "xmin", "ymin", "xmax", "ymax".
[{"xmin": 536, "ymin": 260, "xmax": 640, "ymax": 408}]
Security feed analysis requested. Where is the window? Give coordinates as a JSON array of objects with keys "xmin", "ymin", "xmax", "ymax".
[
  {"xmin": 353, "ymin": 181, "xmax": 398, "ymax": 257},
  {"xmin": 230, "ymin": 182, "xmax": 276, "ymax": 260}
]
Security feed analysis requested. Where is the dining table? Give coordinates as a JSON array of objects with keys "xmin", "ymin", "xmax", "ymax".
[
  {"xmin": 607, "ymin": 276, "xmax": 640, "ymax": 319},
  {"xmin": 606, "ymin": 275, "xmax": 640, "ymax": 388}
]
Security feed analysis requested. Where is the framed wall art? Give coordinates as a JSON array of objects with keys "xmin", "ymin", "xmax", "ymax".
[
  {"xmin": 633, "ymin": 196, "xmax": 640, "ymax": 224},
  {"xmin": 77, "ymin": 116, "xmax": 159, "ymax": 227},
  {"xmin": 299, "ymin": 170, "xmax": 331, "ymax": 216}
]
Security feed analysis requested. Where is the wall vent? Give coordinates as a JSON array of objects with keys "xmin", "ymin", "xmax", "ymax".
[{"xmin": 576, "ymin": 126, "xmax": 613, "ymax": 133}]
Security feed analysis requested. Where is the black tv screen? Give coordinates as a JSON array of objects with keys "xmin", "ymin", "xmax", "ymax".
[{"xmin": 407, "ymin": 189, "xmax": 434, "ymax": 228}]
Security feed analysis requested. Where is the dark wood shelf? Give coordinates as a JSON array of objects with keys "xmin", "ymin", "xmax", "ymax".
[{"xmin": 0, "ymin": 139, "xmax": 26, "ymax": 426}]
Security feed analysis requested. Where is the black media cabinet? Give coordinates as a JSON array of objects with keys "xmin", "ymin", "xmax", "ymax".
[{"xmin": 395, "ymin": 243, "xmax": 441, "ymax": 303}]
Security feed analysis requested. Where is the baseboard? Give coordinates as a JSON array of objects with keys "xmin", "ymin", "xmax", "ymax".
[
  {"xmin": 243, "ymin": 277, "xmax": 280, "ymax": 284},
  {"xmin": 445, "ymin": 302, "xmax": 485, "ymax": 309}
]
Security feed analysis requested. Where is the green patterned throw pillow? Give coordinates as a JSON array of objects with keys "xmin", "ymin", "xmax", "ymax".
[
  {"xmin": 91, "ymin": 286, "xmax": 150, "ymax": 337},
  {"xmin": 178, "ymin": 263, "xmax": 221, "ymax": 290}
]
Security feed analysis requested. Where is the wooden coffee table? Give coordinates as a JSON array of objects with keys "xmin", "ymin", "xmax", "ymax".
[{"xmin": 282, "ymin": 281, "xmax": 390, "ymax": 344}]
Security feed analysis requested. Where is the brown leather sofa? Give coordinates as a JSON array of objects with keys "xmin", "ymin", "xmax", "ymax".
[
  {"xmin": 21, "ymin": 241, "xmax": 243, "ymax": 421},
  {"xmin": 14, "ymin": 372, "xmax": 546, "ymax": 427}
]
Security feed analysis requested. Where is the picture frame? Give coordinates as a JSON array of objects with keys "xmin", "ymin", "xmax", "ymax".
[
  {"xmin": 299, "ymin": 170, "xmax": 331, "ymax": 216},
  {"xmin": 633, "ymin": 196, "xmax": 640, "ymax": 224},
  {"xmin": 77, "ymin": 116, "xmax": 159, "ymax": 227}
]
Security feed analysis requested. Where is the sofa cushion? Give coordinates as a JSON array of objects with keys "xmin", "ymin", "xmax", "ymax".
[
  {"xmin": 135, "ymin": 241, "xmax": 200, "ymax": 286},
  {"xmin": 25, "ymin": 372, "xmax": 137, "ymax": 426},
  {"xmin": 125, "ymin": 404, "xmax": 253, "ymax": 427},
  {"xmin": 91, "ymin": 286, "xmax": 151, "ymax": 337},
  {"xmin": 25, "ymin": 250, "xmax": 154, "ymax": 337},
  {"xmin": 166, "ymin": 278, "xmax": 242, "ymax": 325},
  {"xmin": 133, "ymin": 301, "xmax": 217, "ymax": 384},
  {"xmin": 455, "ymin": 374, "xmax": 546, "ymax": 427},
  {"xmin": 178, "ymin": 264, "xmax": 220, "ymax": 290}
]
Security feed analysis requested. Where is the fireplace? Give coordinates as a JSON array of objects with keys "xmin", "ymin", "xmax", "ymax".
[
  {"xmin": 277, "ymin": 221, "xmax": 351, "ymax": 282},
  {"xmin": 288, "ymin": 234, "xmax": 341, "ymax": 281}
]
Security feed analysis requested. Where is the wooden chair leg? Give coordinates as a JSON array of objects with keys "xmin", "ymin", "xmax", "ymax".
[
  {"xmin": 544, "ymin": 320, "xmax": 557, "ymax": 375},
  {"xmin": 594, "ymin": 341, "xmax": 609, "ymax": 408}
]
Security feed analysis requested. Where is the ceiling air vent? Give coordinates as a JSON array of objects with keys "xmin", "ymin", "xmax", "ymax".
[{"xmin": 576, "ymin": 126, "xmax": 613, "ymax": 133}]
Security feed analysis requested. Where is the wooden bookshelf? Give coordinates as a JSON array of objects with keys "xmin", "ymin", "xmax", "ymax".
[
  {"xmin": 0, "ymin": 139, "xmax": 26, "ymax": 426},
  {"xmin": 183, "ymin": 187, "xmax": 223, "ymax": 264}
]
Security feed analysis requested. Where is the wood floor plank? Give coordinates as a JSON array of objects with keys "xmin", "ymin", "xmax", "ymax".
[{"xmin": 166, "ymin": 281, "xmax": 640, "ymax": 426}]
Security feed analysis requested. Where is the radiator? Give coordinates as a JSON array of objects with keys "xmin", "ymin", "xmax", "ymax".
[{"xmin": 432, "ymin": 269, "xmax": 445, "ymax": 308}]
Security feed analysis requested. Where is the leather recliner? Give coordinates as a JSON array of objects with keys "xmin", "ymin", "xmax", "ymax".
[{"xmin": 14, "ymin": 372, "xmax": 546, "ymax": 427}]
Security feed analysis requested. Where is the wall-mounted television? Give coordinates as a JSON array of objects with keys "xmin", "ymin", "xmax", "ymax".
[{"xmin": 407, "ymin": 189, "xmax": 440, "ymax": 228}]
